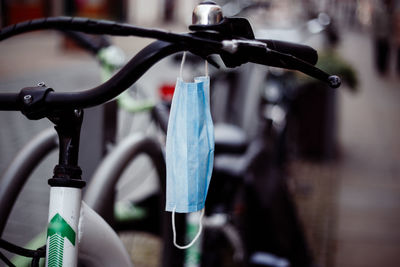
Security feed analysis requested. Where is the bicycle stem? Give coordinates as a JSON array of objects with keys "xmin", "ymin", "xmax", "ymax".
[{"xmin": 47, "ymin": 108, "xmax": 86, "ymax": 189}]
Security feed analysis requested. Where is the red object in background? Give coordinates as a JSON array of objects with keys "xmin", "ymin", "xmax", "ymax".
[
  {"xmin": 158, "ymin": 83, "xmax": 175, "ymax": 102},
  {"xmin": 4, "ymin": 0, "xmax": 122, "ymax": 26},
  {"xmin": 8, "ymin": 1, "xmax": 45, "ymax": 25},
  {"xmin": 75, "ymin": 0, "xmax": 108, "ymax": 19}
]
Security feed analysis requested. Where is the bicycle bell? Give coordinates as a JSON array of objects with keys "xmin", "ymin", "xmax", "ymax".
[{"xmin": 192, "ymin": 1, "xmax": 223, "ymax": 25}]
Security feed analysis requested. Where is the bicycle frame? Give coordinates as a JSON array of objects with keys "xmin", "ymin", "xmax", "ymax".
[
  {"xmin": 48, "ymin": 198, "xmax": 132, "ymax": 267},
  {"xmin": 0, "ymin": 36, "xmax": 128, "ymax": 265},
  {"xmin": 40, "ymin": 105, "xmax": 134, "ymax": 266},
  {"xmin": 0, "ymin": 39, "xmax": 171, "ymax": 267},
  {"xmin": 46, "ymin": 187, "xmax": 80, "ymax": 266}
]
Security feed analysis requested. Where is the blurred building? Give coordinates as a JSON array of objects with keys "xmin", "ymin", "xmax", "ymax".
[{"xmin": 1, "ymin": 0, "xmax": 200, "ymax": 27}]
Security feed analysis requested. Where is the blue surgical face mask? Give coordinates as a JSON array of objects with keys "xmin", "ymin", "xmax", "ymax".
[
  {"xmin": 165, "ymin": 76, "xmax": 214, "ymax": 213},
  {"xmin": 165, "ymin": 53, "xmax": 214, "ymax": 249}
]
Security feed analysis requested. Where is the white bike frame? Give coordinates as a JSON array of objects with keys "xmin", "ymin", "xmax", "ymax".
[
  {"xmin": 46, "ymin": 187, "xmax": 81, "ymax": 266},
  {"xmin": 45, "ymin": 186, "xmax": 132, "ymax": 267}
]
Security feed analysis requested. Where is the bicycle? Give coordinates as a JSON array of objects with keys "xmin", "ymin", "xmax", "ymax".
[
  {"xmin": 0, "ymin": 29, "xmax": 167, "ymax": 266},
  {"xmin": 0, "ymin": 1, "xmax": 340, "ymax": 266}
]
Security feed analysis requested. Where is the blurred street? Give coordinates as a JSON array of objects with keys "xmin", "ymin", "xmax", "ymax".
[
  {"xmin": 335, "ymin": 30, "xmax": 400, "ymax": 266},
  {"xmin": 1, "ymin": 1, "xmax": 400, "ymax": 266},
  {"xmin": 290, "ymin": 29, "xmax": 400, "ymax": 267}
]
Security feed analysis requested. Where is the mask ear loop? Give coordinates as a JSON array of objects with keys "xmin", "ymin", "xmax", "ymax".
[
  {"xmin": 172, "ymin": 207, "xmax": 205, "ymax": 249},
  {"xmin": 179, "ymin": 52, "xmax": 186, "ymax": 79},
  {"xmin": 180, "ymin": 52, "xmax": 209, "ymax": 79}
]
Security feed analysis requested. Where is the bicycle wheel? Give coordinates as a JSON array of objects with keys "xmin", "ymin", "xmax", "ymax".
[
  {"xmin": 243, "ymin": 157, "xmax": 314, "ymax": 267},
  {"xmin": 0, "ymin": 128, "xmax": 58, "ymax": 236},
  {"xmin": 83, "ymin": 133, "xmax": 167, "ymax": 266}
]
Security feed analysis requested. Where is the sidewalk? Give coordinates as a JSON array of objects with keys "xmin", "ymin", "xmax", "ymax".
[
  {"xmin": 290, "ymin": 30, "xmax": 400, "ymax": 267},
  {"xmin": 334, "ymin": 31, "xmax": 400, "ymax": 267}
]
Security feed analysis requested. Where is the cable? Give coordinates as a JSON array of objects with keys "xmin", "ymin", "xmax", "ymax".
[
  {"xmin": 31, "ymin": 245, "xmax": 45, "ymax": 267},
  {"xmin": 0, "ymin": 238, "xmax": 45, "ymax": 258}
]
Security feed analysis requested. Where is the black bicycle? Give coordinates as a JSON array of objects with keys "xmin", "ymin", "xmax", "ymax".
[{"xmin": 0, "ymin": 1, "xmax": 340, "ymax": 266}]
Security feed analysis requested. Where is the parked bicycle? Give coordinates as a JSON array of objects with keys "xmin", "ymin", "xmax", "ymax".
[
  {"xmin": 0, "ymin": 1, "xmax": 340, "ymax": 266},
  {"xmin": 0, "ymin": 29, "xmax": 167, "ymax": 266}
]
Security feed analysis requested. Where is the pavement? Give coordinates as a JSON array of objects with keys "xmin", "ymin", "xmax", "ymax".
[
  {"xmin": 334, "ymin": 31, "xmax": 400, "ymax": 267},
  {"xmin": 0, "ymin": 27, "xmax": 400, "ymax": 267}
]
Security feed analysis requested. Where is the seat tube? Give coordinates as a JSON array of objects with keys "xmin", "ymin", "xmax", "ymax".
[
  {"xmin": 45, "ymin": 109, "xmax": 86, "ymax": 267},
  {"xmin": 46, "ymin": 187, "xmax": 82, "ymax": 267}
]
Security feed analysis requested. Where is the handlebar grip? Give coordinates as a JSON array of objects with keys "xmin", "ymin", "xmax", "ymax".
[{"xmin": 259, "ymin": 39, "xmax": 318, "ymax": 65}]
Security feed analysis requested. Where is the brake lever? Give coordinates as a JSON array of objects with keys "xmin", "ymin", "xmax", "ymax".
[
  {"xmin": 221, "ymin": 40, "xmax": 341, "ymax": 88},
  {"xmin": 264, "ymin": 49, "xmax": 341, "ymax": 88}
]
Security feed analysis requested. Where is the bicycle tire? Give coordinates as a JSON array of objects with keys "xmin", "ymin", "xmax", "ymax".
[
  {"xmin": 83, "ymin": 133, "xmax": 169, "ymax": 266},
  {"xmin": 244, "ymin": 159, "xmax": 314, "ymax": 267},
  {"xmin": 0, "ymin": 128, "xmax": 58, "ymax": 236}
]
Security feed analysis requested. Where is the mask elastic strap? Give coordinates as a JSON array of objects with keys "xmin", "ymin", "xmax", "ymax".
[
  {"xmin": 179, "ymin": 52, "xmax": 186, "ymax": 79},
  {"xmin": 172, "ymin": 207, "xmax": 205, "ymax": 249},
  {"xmin": 179, "ymin": 52, "xmax": 209, "ymax": 79}
]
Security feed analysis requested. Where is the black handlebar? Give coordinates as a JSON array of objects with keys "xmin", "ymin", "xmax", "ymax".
[
  {"xmin": 259, "ymin": 39, "xmax": 318, "ymax": 65},
  {"xmin": 62, "ymin": 30, "xmax": 111, "ymax": 55},
  {"xmin": 0, "ymin": 17, "xmax": 222, "ymax": 50},
  {"xmin": 46, "ymin": 41, "xmax": 181, "ymax": 110},
  {"xmin": 0, "ymin": 93, "xmax": 19, "ymax": 111},
  {"xmin": 0, "ymin": 17, "xmax": 341, "ymax": 116}
]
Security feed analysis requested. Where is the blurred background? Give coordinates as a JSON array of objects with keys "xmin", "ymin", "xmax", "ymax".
[{"xmin": 1, "ymin": 0, "xmax": 400, "ymax": 266}]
